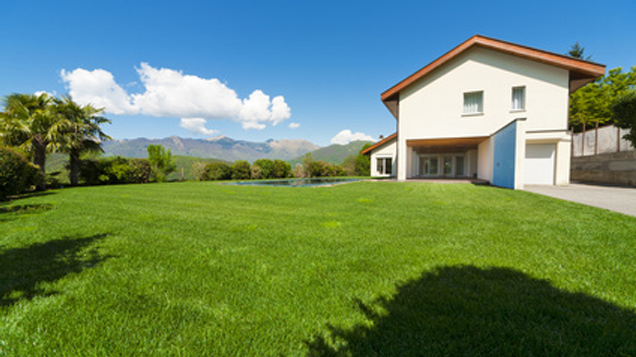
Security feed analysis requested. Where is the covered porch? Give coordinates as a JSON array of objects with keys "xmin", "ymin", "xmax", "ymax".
[{"xmin": 405, "ymin": 137, "xmax": 488, "ymax": 179}]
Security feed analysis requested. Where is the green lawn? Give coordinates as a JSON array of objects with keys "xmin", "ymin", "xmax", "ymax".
[{"xmin": 1, "ymin": 181, "xmax": 635, "ymax": 356}]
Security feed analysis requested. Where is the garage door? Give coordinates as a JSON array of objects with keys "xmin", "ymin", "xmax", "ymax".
[{"xmin": 525, "ymin": 143, "xmax": 555, "ymax": 185}]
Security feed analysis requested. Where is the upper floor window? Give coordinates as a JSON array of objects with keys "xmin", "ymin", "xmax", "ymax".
[
  {"xmin": 512, "ymin": 86, "xmax": 525, "ymax": 111},
  {"xmin": 463, "ymin": 91, "xmax": 483, "ymax": 115}
]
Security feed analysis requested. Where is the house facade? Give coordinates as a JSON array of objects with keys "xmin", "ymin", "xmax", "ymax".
[{"xmin": 363, "ymin": 35, "xmax": 605, "ymax": 189}]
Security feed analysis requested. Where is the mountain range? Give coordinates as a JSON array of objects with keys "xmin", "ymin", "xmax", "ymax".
[{"xmin": 102, "ymin": 136, "xmax": 373, "ymax": 164}]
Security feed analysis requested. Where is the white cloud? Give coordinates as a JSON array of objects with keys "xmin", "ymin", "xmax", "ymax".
[
  {"xmin": 180, "ymin": 118, "xmax": 218, "ymax": 136},
  {"xmin": 34, "ymin": 90, "xmax": 55, "ymax": 97},
  {"xmin": 330, "ymin": 129, "xmax": 374, "ymax": 145},
  {"xmin": 60, "ymin": 68, "xmax": 137, "ymax": 114},
  {"xmin": 288, "ymin": 122, "xmax": 300, "ymax": 129},
  {"xmin": 61, "ymin": 63, "xmax": 291, "ymax": 130}
]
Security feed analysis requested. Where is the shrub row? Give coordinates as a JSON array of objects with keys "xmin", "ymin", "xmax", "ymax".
[
  {"xmin": 79, "ymin": 157, "xmax": 151, "ymax": 185},
  {"xmin": 196, "ymin": 158, "xmax": 345, "ymax": 181},
  {"xmin": 0, "ymin": 146, "xmax": 43, "ymax": 199},
  {"xmin": 197, "ymin": 159, "xmax": 293, "ymax": 181}
]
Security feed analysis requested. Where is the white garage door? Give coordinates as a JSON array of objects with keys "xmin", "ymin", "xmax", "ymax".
[{"xmin": 525, "ymin": 143, "xmax": 555, "ymax": 185}]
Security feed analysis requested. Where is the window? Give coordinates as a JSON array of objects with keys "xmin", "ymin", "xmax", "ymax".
[
  {"xmin": 463, "ymin": 91, "xmax": 483, "ymax": 114},
  {"xmin": 512, "ymin": 86, "xmax": 525, "ymax": 110},
  {"xmin": 376, "ymin": 157, "xmax": 392, "ymax": 175}
]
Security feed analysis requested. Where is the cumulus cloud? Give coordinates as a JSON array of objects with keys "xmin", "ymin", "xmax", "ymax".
[
  {"xmin": 288, "ymin": 122, "xmax": 300, "ymax": 129},
  {"xmin": 61, "ymin": 63, "xmax": 291, "ymax": 130},
  {"xmin": 61, "ymin": 68, "xmax": 137, "ymax": 114},
  {"xmin": 180, "ymin": 118, "xmax": 218, "ymax": 136},
  {"xmin": 330, "ymin": 130, "xmax": 374, "ymax": 145},
  {"xmin": 34, "ymin": 90, "xmax": 56, "ymax": 97}
]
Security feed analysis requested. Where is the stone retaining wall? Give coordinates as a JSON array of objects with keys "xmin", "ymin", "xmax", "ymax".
[{"xmin": 571, "ymin": 151, "xmax": 636, "ymax": 187}]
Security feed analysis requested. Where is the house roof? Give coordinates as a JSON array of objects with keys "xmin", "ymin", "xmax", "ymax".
[
  {"xmin": 361, "ymin": 132, "xmax": 397, "ymax": 155},
  {"xmin": 381, "ymin": 35, "xmax": 606, "ymax": 119}
]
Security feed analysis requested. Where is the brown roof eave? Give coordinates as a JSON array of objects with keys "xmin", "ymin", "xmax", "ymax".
[{"xmin": 361, "ymin": 132, "xmax": 397, "ymax": 155}]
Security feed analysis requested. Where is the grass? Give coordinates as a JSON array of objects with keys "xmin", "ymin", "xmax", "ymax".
[{"xmin": 1, "ymin": 181, "xmax": 635, "ymax": 356}]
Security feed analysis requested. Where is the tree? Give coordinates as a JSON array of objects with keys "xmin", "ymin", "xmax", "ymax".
[
  {"xmin": 272, "ymin": 159, "xmax": 291, "ymax": 178},
  {"xmin": 0, "ymin": 93, "xmax": 63, "ymax": 189},
  {"xmin": 569, "ymin": 67, "xmax": 636, "ymax": 130},
  {"xmin": 231, "ymin": 160, "xmax": 251, "ymax": 180},
  {"xmin": 203, "ymin": 162, "xmax": 232, "ymax": 181},
  {"xmin": 567, "ymin": 42, "xmax": 592, "ymax": 60},
  {"xmin": 354, "ymin": 143, "xmax": 371, "ymax": 176},
  {"xmin": 253, "ymin": 159, "xmax": 275, "ymax": 179},
  {"xmin": 54, "ymin": 95, "xmax": 111, "ymax": 186},
  {"xmin": 147, "ymin": 144, "xmax": 176, "ymax": 182},
  {"xmin": 613, "ymin": 91, "xmax": 636, "ymax": 148}
]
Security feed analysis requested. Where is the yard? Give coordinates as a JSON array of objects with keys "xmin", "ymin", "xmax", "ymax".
[{"xmin": 1, "ymin": 181, "xmax": 635, "ymax": 356}]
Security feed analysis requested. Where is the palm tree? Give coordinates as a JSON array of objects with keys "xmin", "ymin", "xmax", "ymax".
[
  {"xmin": 0, "ymin": 93, "xmax": 64, "ymax": 190},
  {"xmin": 54, "ymin": 96, "xmax": 112, "ymax": 186}
]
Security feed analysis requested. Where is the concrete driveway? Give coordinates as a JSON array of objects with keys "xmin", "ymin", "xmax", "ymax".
[{"xmin": 524, "ymin": 183, "xmax": 636, "ymax": 217}]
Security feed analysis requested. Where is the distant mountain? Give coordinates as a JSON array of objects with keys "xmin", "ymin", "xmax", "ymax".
[
  {"xmin": 102, "ymin": 136, "xmax": 320, "ymax": 162},
  {"xmin": 288, "ymin": 140, "xmax": 373, "ymax": 166}
]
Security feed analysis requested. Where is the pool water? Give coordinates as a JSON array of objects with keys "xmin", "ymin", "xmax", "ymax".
[{"xmin": 229, "ymin": 178, "xmax": 361, "ymax": 187}]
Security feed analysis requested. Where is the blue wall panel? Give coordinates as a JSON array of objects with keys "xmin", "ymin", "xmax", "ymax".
[{"xmin": 492, "ymin": 121, "xmax": 517, "ymax": 189}]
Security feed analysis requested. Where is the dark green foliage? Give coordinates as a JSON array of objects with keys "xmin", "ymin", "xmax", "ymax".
[
  {"xmin": 78, "ymin": 157, "xmax": 150, "ymax": 185},
  {"xmin": 307, "ymin": 160, "xmax": 325, "ymax": 177},
  {"xmin": 354, "ymin": 143, "xmax": 371, "ymax": 176},
  {"xmin": 128, "ymin": 159, "xmax": 151, "ymax": 184},
  {"xmin": 569, "ymin": 67, "xmax": 636, "ymax": 130},
  {"xmin": 272, "ymin": 159, "xmax": 291, "ymax": 178},
  {"xmin": 301, "ymin": 153, "xmax": 345, "ymax": 177},
  {"xmin": 613, "ymin": 91, "xmax": 636, "ymax": 148},
  {"xmin": 147, "ymin": 144, "xmax": 176, "ymax": 182},
  {"xmin": 0, "ymin": 146, "xmax": 43, "ymax": 199},
  {"xmin": 253, "ymin": 159, "xmax": 275, "ymax": 179},
  {"xmin": 567, "ymin": 41, "xmax": 592, "ymax": 60},
  {"xmin": 341, "ymin": 154, "xmax": 356, "ymax": 176},
  {"xmin": 250, "ymin": 164, "xmax": 262, "ymax": 179},
  {"xmin": 322, "ymin": 162, "xmax": 345, "ymax": 177},
  {"xmin": 203, "ymin": 162, "xmax": 232, "ymax": 181},
  {"xmin": 231, "ymin": 160, "xmax": 251, "ymax": 180}
]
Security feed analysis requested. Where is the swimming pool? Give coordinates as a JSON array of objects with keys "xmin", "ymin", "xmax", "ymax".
[{"xmin": 229, "ymin": 178, "xmax": 361, "ymax": 187}]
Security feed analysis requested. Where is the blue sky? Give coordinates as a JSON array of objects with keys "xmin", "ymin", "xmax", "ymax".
[{"xmin": 2, "ymin": 0, "xmax": 635, "ymax": 147}]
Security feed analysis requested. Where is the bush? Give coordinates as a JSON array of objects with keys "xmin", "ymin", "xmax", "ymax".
[
  {"xmin": 0, "ymin": 146, "xmax": 43, "ymax": 199},
  {"xmin": 203, "ymin": 162, "xmax": 232, "ymax": 181},
  {"xmin": 250, "ymin": 165, "xmax": 262, "ymax": 180},
  {"xmin": 253, "ymin": 159, "xmax": 275, "ymax": 179},
  {"xmin": 231, "ymin": 160, "xmax": 251, "ymax": 180},
  {"xmin": 323, "ymin": 163, "xmax": 345, "ymax": 177},
  {"xmin": 614, "ymin": 91, "xmax": 636, "ymax": 148},
  {"xmin": 273, "ymin": 160, "xmax": 291, "ymax": 178},
  {"xmin": 193, "ymin": 162, "xmax": 207, "ymax": 181},
  {"xmin": 307, "ymin": 161, "xmax": 326, "ymax": 177},
  {"xmin": 78, "ymin": 156, "xmax": 150, "ymax": 185},
  {"xmin": 129, "ymin": 159, "xmax": 151, "ymax": 183}
]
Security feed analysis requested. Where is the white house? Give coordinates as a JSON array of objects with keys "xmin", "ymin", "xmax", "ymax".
[{"xmin": 363, "ymin": 35, "xmax": 605, "ymax": 189}]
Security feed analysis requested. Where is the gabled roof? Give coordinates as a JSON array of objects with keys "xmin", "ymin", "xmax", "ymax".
[
  {"xmin": 361, "ymin": 132, "xmax": 397, "ymax": 155},
  {"xmin": 381, "ymin": 35, "xmax": 606, "ymax": 119}
]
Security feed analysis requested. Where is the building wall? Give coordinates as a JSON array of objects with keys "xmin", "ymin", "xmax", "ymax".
[
  {"xmin": 398, "ymin": 47, "xmax": 570, "ymax": 141},
  {"xmin": 396, "ymin": 46, "xmax": 571, "ymax": 182},
  {"xmin": 369, "ymin": 139, "xmax": 397, "ymax": 177}
]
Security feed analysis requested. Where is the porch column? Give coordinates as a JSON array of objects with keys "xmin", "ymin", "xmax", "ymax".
[{"xmin": 397, "ymin": 134, "xmax": 408, "ymax": 180}]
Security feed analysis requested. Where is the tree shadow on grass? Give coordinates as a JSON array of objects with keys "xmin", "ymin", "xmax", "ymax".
[
  {"xmin": 307, "ymin": 266, "xmax": 636, "ymax": 356},
  {"xmin": 0, "ymin": 234, "xmax": 110, "ymax": 307}
]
